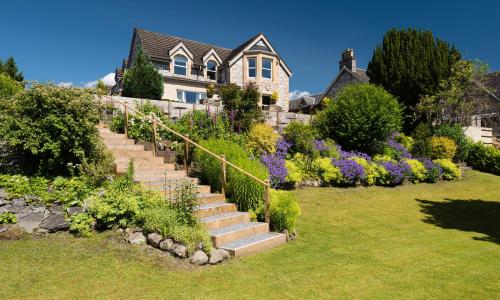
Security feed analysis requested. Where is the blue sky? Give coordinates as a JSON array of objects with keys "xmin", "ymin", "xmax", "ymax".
[{"xmin": 1, "ymin": 0, "xmax": 499, "ymax": 96}]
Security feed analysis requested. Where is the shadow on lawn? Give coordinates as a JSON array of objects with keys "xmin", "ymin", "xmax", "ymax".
[{"xmin": 416, "ymin": 198, "xmax": 500, "ymax": 245}]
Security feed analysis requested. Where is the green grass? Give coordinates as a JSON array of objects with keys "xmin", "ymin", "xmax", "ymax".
[{"xmin": 1, "ymin": 171, "xmax": 499, "ymax": 299}]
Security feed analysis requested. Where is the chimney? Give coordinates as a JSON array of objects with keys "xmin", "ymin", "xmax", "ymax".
[{"xmin": 339, "ymin": 48, "xmax": 356, "ymax": 72}]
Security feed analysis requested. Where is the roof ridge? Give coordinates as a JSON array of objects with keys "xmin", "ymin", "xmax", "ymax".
[{"xmin": 136, "ymin": 28, "xmax": 233, "ymax": 52}]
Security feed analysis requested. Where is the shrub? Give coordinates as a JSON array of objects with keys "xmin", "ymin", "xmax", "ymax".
[
  {"xmin": 0, "ymin": 83, "xmax": 111, "ymax": 177},
  {"xmin": 261, "ymin": 154, "xmax": 287, "ymax": 189},
  {"xmin": 269, "ymin": 190, "xmax": 301, "ymax": 232},
  {"xmin": 430, "ymin": 136, "xmax": 457, "ymax": 160},
  {"xmin": 219, "ymin": 83, "xmax": 263, "ymax": 132},
  {"xmin": 373, "ymin": 154, "xmax": 396, "ymax": 163},
  {"xmin": 394, "ymin": 133, "xmax": 414, "ymax": 152},
  {"xmin": 126, "ymin": 101, "xmax": 173, "ymax": 142},
  {"xmin": 314, "ymin": 83, "xmax": 402, "ymax": 154},
  {"xmin": 196, "ymin": 138, "xmax": 268, "ymax": 211},
  {"xmin": 289, "ymin": 153, "xmax": 317, "ymax": 180},
  {"xmin": 285, "ymin": 160, "xmax": 303, "ymax": 184},
  {"xmin": 311, "ymin": 157, "xmax": 342, "ymax": 185},
  {"xmin": 383, "ymin": 132, "xmax": 412, "ymax": 160},
  {"xmin": 68, "ymin": 213, "xmax": 95, "ymax": 237},
  {"xmin": 246, "ymin": 123, "xmax": 278, "ymax": 156},
  {"xmin": 411, "ymin": 123, "xmax": 433, "ymax": 158},
  {"xmin": 378, "ymin": 161, "xmax": 412, "ymax": 185},
  {"xmin": 433, "ymin": 124, "xmax": 471, "ymax": 161},
  {"xmin": 283, "ymin": 121, "xmax": 317, "ymax": 157},
  {"xmin": 333, "ymin": 159, "xmax": 365, "ymax": 186},
  {"xmin": 350, "ymin": 157, "xmax": 382, "ymax": 186},
  {"xmin": 110, "ymin": 110, "xmax": 125, "ymax": 133},
  {"xmin": 169, "ymin": 181, "xmax": 199, "ymax": 226},
  {"xmin": 0, "ymin": 212, "xmax": 17, "ymax": 224},
  {"xmin": 121, "ymin": 48, "xmax": 163, "ymax": 100},
  {"xmin": 173, "ymin": 110, "xmax": 232, "ymax": 142},
  {"xmin": 433, "ymin": 159, "xmax": 461, "ymax": 180},
  {"xmin": 0, "ymin": 73, "xmax": 22, "ymax": 100},
  {"xmin": 465, "ymin": 142, "xmax": 500, "ymax": 175},
  {"xmin": 404, "ymin": 159, "xmax": 427, "ymax": 183}
]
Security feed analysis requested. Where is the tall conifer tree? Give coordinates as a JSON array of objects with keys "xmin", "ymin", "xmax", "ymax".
[{"xmin": 122, "ymin": 48, "xmax": 164, "ymax": 100}]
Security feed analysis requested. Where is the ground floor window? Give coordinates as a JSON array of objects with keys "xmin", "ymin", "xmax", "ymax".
[
  {"xmin": 176, "ymin": 90, "xmax": 207, "ymax": 104},
  {"xmin": 262, "ymin": 95, "xmax": 271, "ymax": 110}
]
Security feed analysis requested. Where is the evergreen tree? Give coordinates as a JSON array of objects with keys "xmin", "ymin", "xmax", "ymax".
[
  {"xmin": 0, "ymin": 56, "xmax": 24, "ymax": 82},
  {"xmin": 122, "ymin": 48, "xmax": 163, "ymax": 100},
  {"xmin": 367, "ymin": 28, "xmax": 460, "ymax": 131}
]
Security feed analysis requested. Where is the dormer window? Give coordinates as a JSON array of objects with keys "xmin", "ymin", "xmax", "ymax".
[
  {"xmin": 207, "ymin": 60, "xmax": 217, "ymax": 81},
  {"xmin": 174, "ymin": 55, "xmax": 187, "ymax": 76},
  {"xmin": 262, "ymin": 58, "xmax": 272, "ymax": 79},
  {"xmin": 248, "ymin": 57, "xmax": 256, "ymax": 78}
]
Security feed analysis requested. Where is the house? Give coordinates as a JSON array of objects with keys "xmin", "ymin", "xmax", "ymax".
[
  {"xmin": 114, "ymin": 28, "xmax": 292, "ymax": 111},
  {"xmin": 289, "ymin": 48, "xmax": 368, "ymax": 113}
]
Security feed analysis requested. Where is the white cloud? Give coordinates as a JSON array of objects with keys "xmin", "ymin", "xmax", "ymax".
[
  {"xmin": 289, "ymin": 89, "xmax": 311, "ymax": 99},
  {"xmin": 83, "ymin": 72, "xmax": 116, "ymax": 88},
  {"xmin": 57, "ymin": 82, "xmax": 73, "ymax": 87}
]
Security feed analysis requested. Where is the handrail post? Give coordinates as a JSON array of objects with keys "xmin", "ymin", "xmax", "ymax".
[
  {"xmin": 264, "ymin": 179, "xmax": 270, "ymax": 223},
  {"xmin": 124, "ymin": 103, "xmax": 129, "ymax": 139},
  {"xmin": 220, "ymin": 155, "xmax": 227, "ymax": 197},
  {"xmin": 276, "ymin": 110, "xmax": 279, "ymax": 127},
  {"xmin": 152, "ymin": 114, "xmax": 157, "ymax": 157},
  {"xmin": 183, "ymin": 134, "xmax": 189, "ymax": 176}
]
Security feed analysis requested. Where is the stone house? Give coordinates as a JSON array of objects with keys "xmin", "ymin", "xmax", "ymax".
[
  {"xmin": 114, "ymin": 28, "xmax": 292, "ymax": 112},
  {"xmin": 289, "ymin": 49, "xmax": 368, "ymax": 113}
]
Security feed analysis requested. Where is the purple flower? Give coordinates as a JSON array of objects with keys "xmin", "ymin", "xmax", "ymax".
[
  {"xmin": 262, "ymin": 154, "xmax": 287, "ymax": 188},
  {"xmin": 276, "ymin": 138, "xmax": 291, "ymax": 159},
  {"xmin": 333, "ymin": 159, "xmax": 365, "ymax": 185},
  {"xmin": 417, "ymin": 157, "xmax": 443, "ymax": 177},
  {"xmin": 380, "ymin": 161, "xmax": 412, "ymax": 184},
  {"xmin": 386, "ymin": 133, "xmax": 412, "ymax": 159},
  {"xmin": 314, "ymin": 140, "xmax": 329, "ymax": 152}
]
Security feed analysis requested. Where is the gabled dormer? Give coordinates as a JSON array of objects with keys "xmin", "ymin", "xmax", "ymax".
[{"xmin": 202, "ymin": 49, "xmax": 223, "ymax": 81}]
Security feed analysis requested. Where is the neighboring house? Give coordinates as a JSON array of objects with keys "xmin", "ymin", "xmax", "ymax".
[
  {"xmin": 289, "ymin": 49, "xmax": 368, "ymax": 113},
  {"xmin": 114, "ymin": 28, "xmax": 292, "ymax": 111}
]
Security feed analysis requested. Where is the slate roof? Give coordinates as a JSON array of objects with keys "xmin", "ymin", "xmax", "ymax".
[
  {"xmin": 134, "ymin": 28, "xmax": 233, "ymax": 65},
  {"xmin": 289, "ymin": 92, "xmax": 325, "ymax": 111},
  {"xmin": 345, "ymin": 67, "xmax": 369, "ymax": 83}
]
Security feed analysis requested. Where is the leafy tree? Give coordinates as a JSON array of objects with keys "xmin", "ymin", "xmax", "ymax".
[
  {"xmin": 0, "ymin": 73, "xmax": 23, "ymax": 101},
  {"xmin": 0, "ymin": 57, "xmax": 24, "ymax": 82},
  {"xmin": 96, "ymin": 80, "xmax": 107, "ymax": 96},
  {"xmin": 122, "ymin": 48, "xmax": 163, "ymax": 100},
  {"xmin": 367, "ymin": 28, "xmax": 460, "ymax": 131},
  {"xmin": 219, "ymin": 83, "xmax": 262, "ymax": 132},
  {"xmin": 0, "ymin": 83, "xmax": 112, "ymax": 176},
  {"xmin": 314, "ymin": 83, "xmax": 402, "ymax": 154}
]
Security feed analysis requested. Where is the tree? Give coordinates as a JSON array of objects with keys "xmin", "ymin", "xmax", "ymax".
[
  {"xmin": 0, "ymin": 56, "xmax": 24, "ymax": 82},
  {"xmin": 219, "ymin": 83, "xmax": 262, "ymax": 132},
  {"xmin": 314, "ymin": 83, "xmax": 402, "ymax": 154},
  {"xmin": 122, "ymin": 48, "xmax": 163, "ymax": 100},
  {"xmin": 417, "ymin": 60, "xmax": 496, "ymax": 127},
  {"xmin": 0, "ymin": 73, "xmax": 23, "ymax": 101},
  {"xmin": 367, "ymin": 28, "xmax": 460, "ymax": 131},
  {"xmin": 96, "ymin": 80, "xmax": 107, "ymax": 96}
]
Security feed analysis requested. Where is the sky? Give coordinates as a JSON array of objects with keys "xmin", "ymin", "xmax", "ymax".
[{"xmin": 1, "ymin": 0, "xmax": 499, "ymax": 97}]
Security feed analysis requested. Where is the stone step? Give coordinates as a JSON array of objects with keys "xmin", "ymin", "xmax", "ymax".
[
  {"xmin": 219, "ymin": 232, "xmax": 287, "ymax": 257},
  {"xmin": 195, "ymin": 202, "xmax": 238, "ymax": 219},
  {"xmin": 115, "ymin": 162, "xmax": 175, "ymax": 174},
  {"xmin": 101, "ymin": 137, "xmax": 136, "ymax": 145},
  {"xmin": 209, "ymin": 222, "xmax": 269, "ymax": 247},
  {"xmin": 200, "ymin": 211, "xmax": 250, "ymax": 230},
  {"xmin": 133, "ymin": 171, "xmax": 187, "ymax": 181},
  {"xmin": 106, "ymin": 144, "xmax": 146, "ymax": 151},
  {"xmin": 151, "ymin": 184, "xmax": 211, "ymax": 195},
  {"xmin": 197, "ymin": 193, "xmax": 225, "ymax": 205},
  {"xmin": 108, "ymin": 149, "xmax": 155, "ymax": 158}
]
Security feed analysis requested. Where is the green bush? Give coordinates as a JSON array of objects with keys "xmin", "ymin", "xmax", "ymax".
[
  {"xmin": 350, "ymin": 157, "xmax": 385, "ymax": 186},
  {"xmin": 433, "ymin": 124, "xmax": 471, "ymax": 161},
  {"xmin": 404, "ymin": 159, "xmax": 427, "ymax": 183},
  {"xmin": 433, "ymin": 159, "xmax": 461, "ymax": 180},
  {"xmin": 283, "ymin": 121, "xmax": 317, "ymax": 156},
  {"xmin": 121, "ymin": 48, "xmax": 163, "ymax": 100},
  {"xmin": 289, "ymin": 153, "xmax": 317, "ymax": 180},
  {"xmin": 314, "ymin": 83, "xmax": 402, "ymax": 154},
  {"xmin": 430, "ymin": 136, "xmax": 457, "ymax": 160},
  {"xmin": 0, "ymin": 212, "xmax": 17, "ymax": 224},
  {"xmin": 0, "ymin": 83, "xmax": 112, "ymax": 177},
  {"xmin": 466, "ymin": 142, "xmax": 500, "ymax": 175},
  {"xmin": 284, "ymin": 160, "xmax": 303, "ymax": 185},
  {"xmin": 110, "ymin": 110, "xmax": 125, "ymax": 133},
  {"xmin": 0, "ymin": 73, "xmax": 22, "ymax": 100},
  {"xmin": 246, "ymin": 123, "xmax": 279, "ymax": 156},
  {"xmin": 68, "ymin": 213, "xmax": 95, "ymax": 237},
  {"xmin": 126, "ymin": 101, "xmax": 173, "ymax": 142},
  {"xmin": 269, "ymin": 190, "xmax": 301, "ymax": 232},
  {"xmin": 395, "ymin": 133, "xmax": 414, "ymax": 152},
  {"xmin": 173, "ymin": 110, "xmax": 232, "ymax": 142},
  {"xmin": 196, "ymin": 138, "xmax": 268, "ymax": 211},
  {"xmin": 411, "ymin": 123, "xmax": 433, "ymax": 158},
  {"xmin": 169, "ymin": 181, "xmax": 199, "ymax": 226},
  {"xmin": 311, "ymin": 157, "xmax": 341, "ymax": 185}
]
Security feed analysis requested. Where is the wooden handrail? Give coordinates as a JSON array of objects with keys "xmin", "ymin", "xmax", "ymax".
[{"xmin": 103, "ymin": 96, "xmax": 270, "ymax": 190}]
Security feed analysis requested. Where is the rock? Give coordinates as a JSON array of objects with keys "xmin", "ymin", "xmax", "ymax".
[
  {"xmin": 0, "ymin": 188, "xmax": 8, "ymax": 200},
  {"xmin": 127, "ymin": 232, "xmax": 146, "ymax": 245},
  {"xmin": 66, "ymin": 206, "xmax": 83, "ymax": 216},
  {"xmin": 12, "ymin": 198, "xmax": 26, "ymax": 207},
  {"xmin": 5, "ymin": 205, "xmax": 33, "ymax": 219},
  {"xmin": 0, "ymin": 224, "xmax": 24, "ymax": 240},
  {"xmin": 31, "ymin": 205, "xmax": 46, "ymax": 213},
  {"xmin": 173, "ymin": 244, "xmax": 188, "ymax": 258},
  {"xmin": 209, "ymin": 248, "xmax": 230, "ymax": 264},
  {"xmin": 282, "ymin": 229, "xmax": 289, "ymax": 242},
  {"xmin": 289, "ymin": 231, "xmax": 297, "ymax": 241},
  {"xmin": 147, "ymin": 233, "xmax": 163, "ymax": 248},
  {"xmin": 39, "ymin": 214, "xmax": 69, "ymax": 232},
  {"xmin": 0, "ymin": 199, "xmax": 8, "ymax": 207},
  {"xmin": 17, "ymin": 212, "xmax": 45, "ymax": 233},
  {"xmin": 190, "ymin": 250, "xmax": 209, "ymax": 265},
  {"xmin": 159, "ymin": 238, "xmax": 174, "ymax": 252},
  {"xmin": 49, "ymin": 203, "xmax": 64, "ymax": 214},
  {"xmin": 0, "ymin": 204, "xmax": 12, "ymax": 214},
  {"xmin": 24, "ymin": 195, "xmax": 41, "ymax": 203}
]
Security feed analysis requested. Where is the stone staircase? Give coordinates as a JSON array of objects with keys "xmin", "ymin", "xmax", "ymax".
[{"xmin": 98, "ymin": 125, "xmax": 286, "ymax": 257}]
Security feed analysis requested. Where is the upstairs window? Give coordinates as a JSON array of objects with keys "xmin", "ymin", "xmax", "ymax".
[
  {"xmin": 207, "ymin": 60, "xmax": 217, "ymax": 80},
  {"xmin": 174, "ymin": 55, "xmax": 187, "ymax": 76},
  {"xmin": 262, "ymin": 58, "xmax": 272, "ymax": 79},
  {"xmin": 248, "ymin": 57, "xmax": 256, "ymax": 78}
]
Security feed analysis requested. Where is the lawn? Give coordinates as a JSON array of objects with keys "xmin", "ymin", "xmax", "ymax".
[{"xmin": 1, "ymin": 171, "xmax": 499, "ymax": 299}]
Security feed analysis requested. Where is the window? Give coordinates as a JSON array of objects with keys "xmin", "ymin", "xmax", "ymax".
[
  {"xmin": 207, "ymin": 60, "xmax": 217, "ymax": 80},
  {"xmin": 262, "ymin": 95, "xmax": 271, "ymax": 110},
  {"xmin": 262, "ymin": 58, "xmax": 272, "ymax": 79},
  {"xmin": 248, "ymin": 57, "xmax": 256, "ymax": 78},
  {"xmin": 153, "ymin": 62, "xmax": 167, "ymax": 70},
  {"xmin": 176, "ymin": 90, "xmax": 207, "ymax": 104},
  {"xmin": 174, "ymin": 55, "xmax": 187, "ymax": 76}
]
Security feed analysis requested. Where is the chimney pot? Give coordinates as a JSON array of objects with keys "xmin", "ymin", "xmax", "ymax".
[{"xmin": 339, "ymin": 49, "xmax": 356, "ymax": 72}]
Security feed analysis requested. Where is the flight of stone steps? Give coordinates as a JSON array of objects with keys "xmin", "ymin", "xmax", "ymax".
[{"xmin": 98, "ymin": 124, "xmax": 286, "ymax": 257}]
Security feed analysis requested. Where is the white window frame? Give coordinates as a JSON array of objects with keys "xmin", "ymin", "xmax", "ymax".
[
  {"xmin": 176, "ymin": 89, "xmax": 207, "ymax": 103},
  {"xmin": 248, "ymin": 57, "xmax": 256, "ymax": 78},
  {"xmin": 262, "ymin": 58, "xmax": 272, "ymax": 79},
  {"xmin": 206, "ymin": 60, "xmax": 217, "ymax": 81},
  {"xmin": 173, "ymin": 55, "xmax": 188, "ymax": 76}
]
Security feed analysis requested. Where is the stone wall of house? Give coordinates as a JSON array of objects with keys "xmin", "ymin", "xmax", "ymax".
[
  {"xmin": 277, "ymin": 65, "xmax": 289, "ymax": 111},
  {"xmin": 229, "ymin": 58, "xmax": 244, "ymax": 87},
  {"xmin": 325, "ymin": 71, "xmax": 354, "ymax": 98}
]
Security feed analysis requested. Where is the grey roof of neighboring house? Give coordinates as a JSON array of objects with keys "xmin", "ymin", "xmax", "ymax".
[
  {"xmin": 134, "ymin": 28, "xmax": 233, "ymax": 65},
  {"xmin": 289, "ymin": 92, "xmax": 325, "ymax": 110}
]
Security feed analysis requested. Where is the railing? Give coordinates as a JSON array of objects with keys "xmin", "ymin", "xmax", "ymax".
[{"xmin": 100, "ymin": 95, "xmax": 271, "ymax": 223}]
